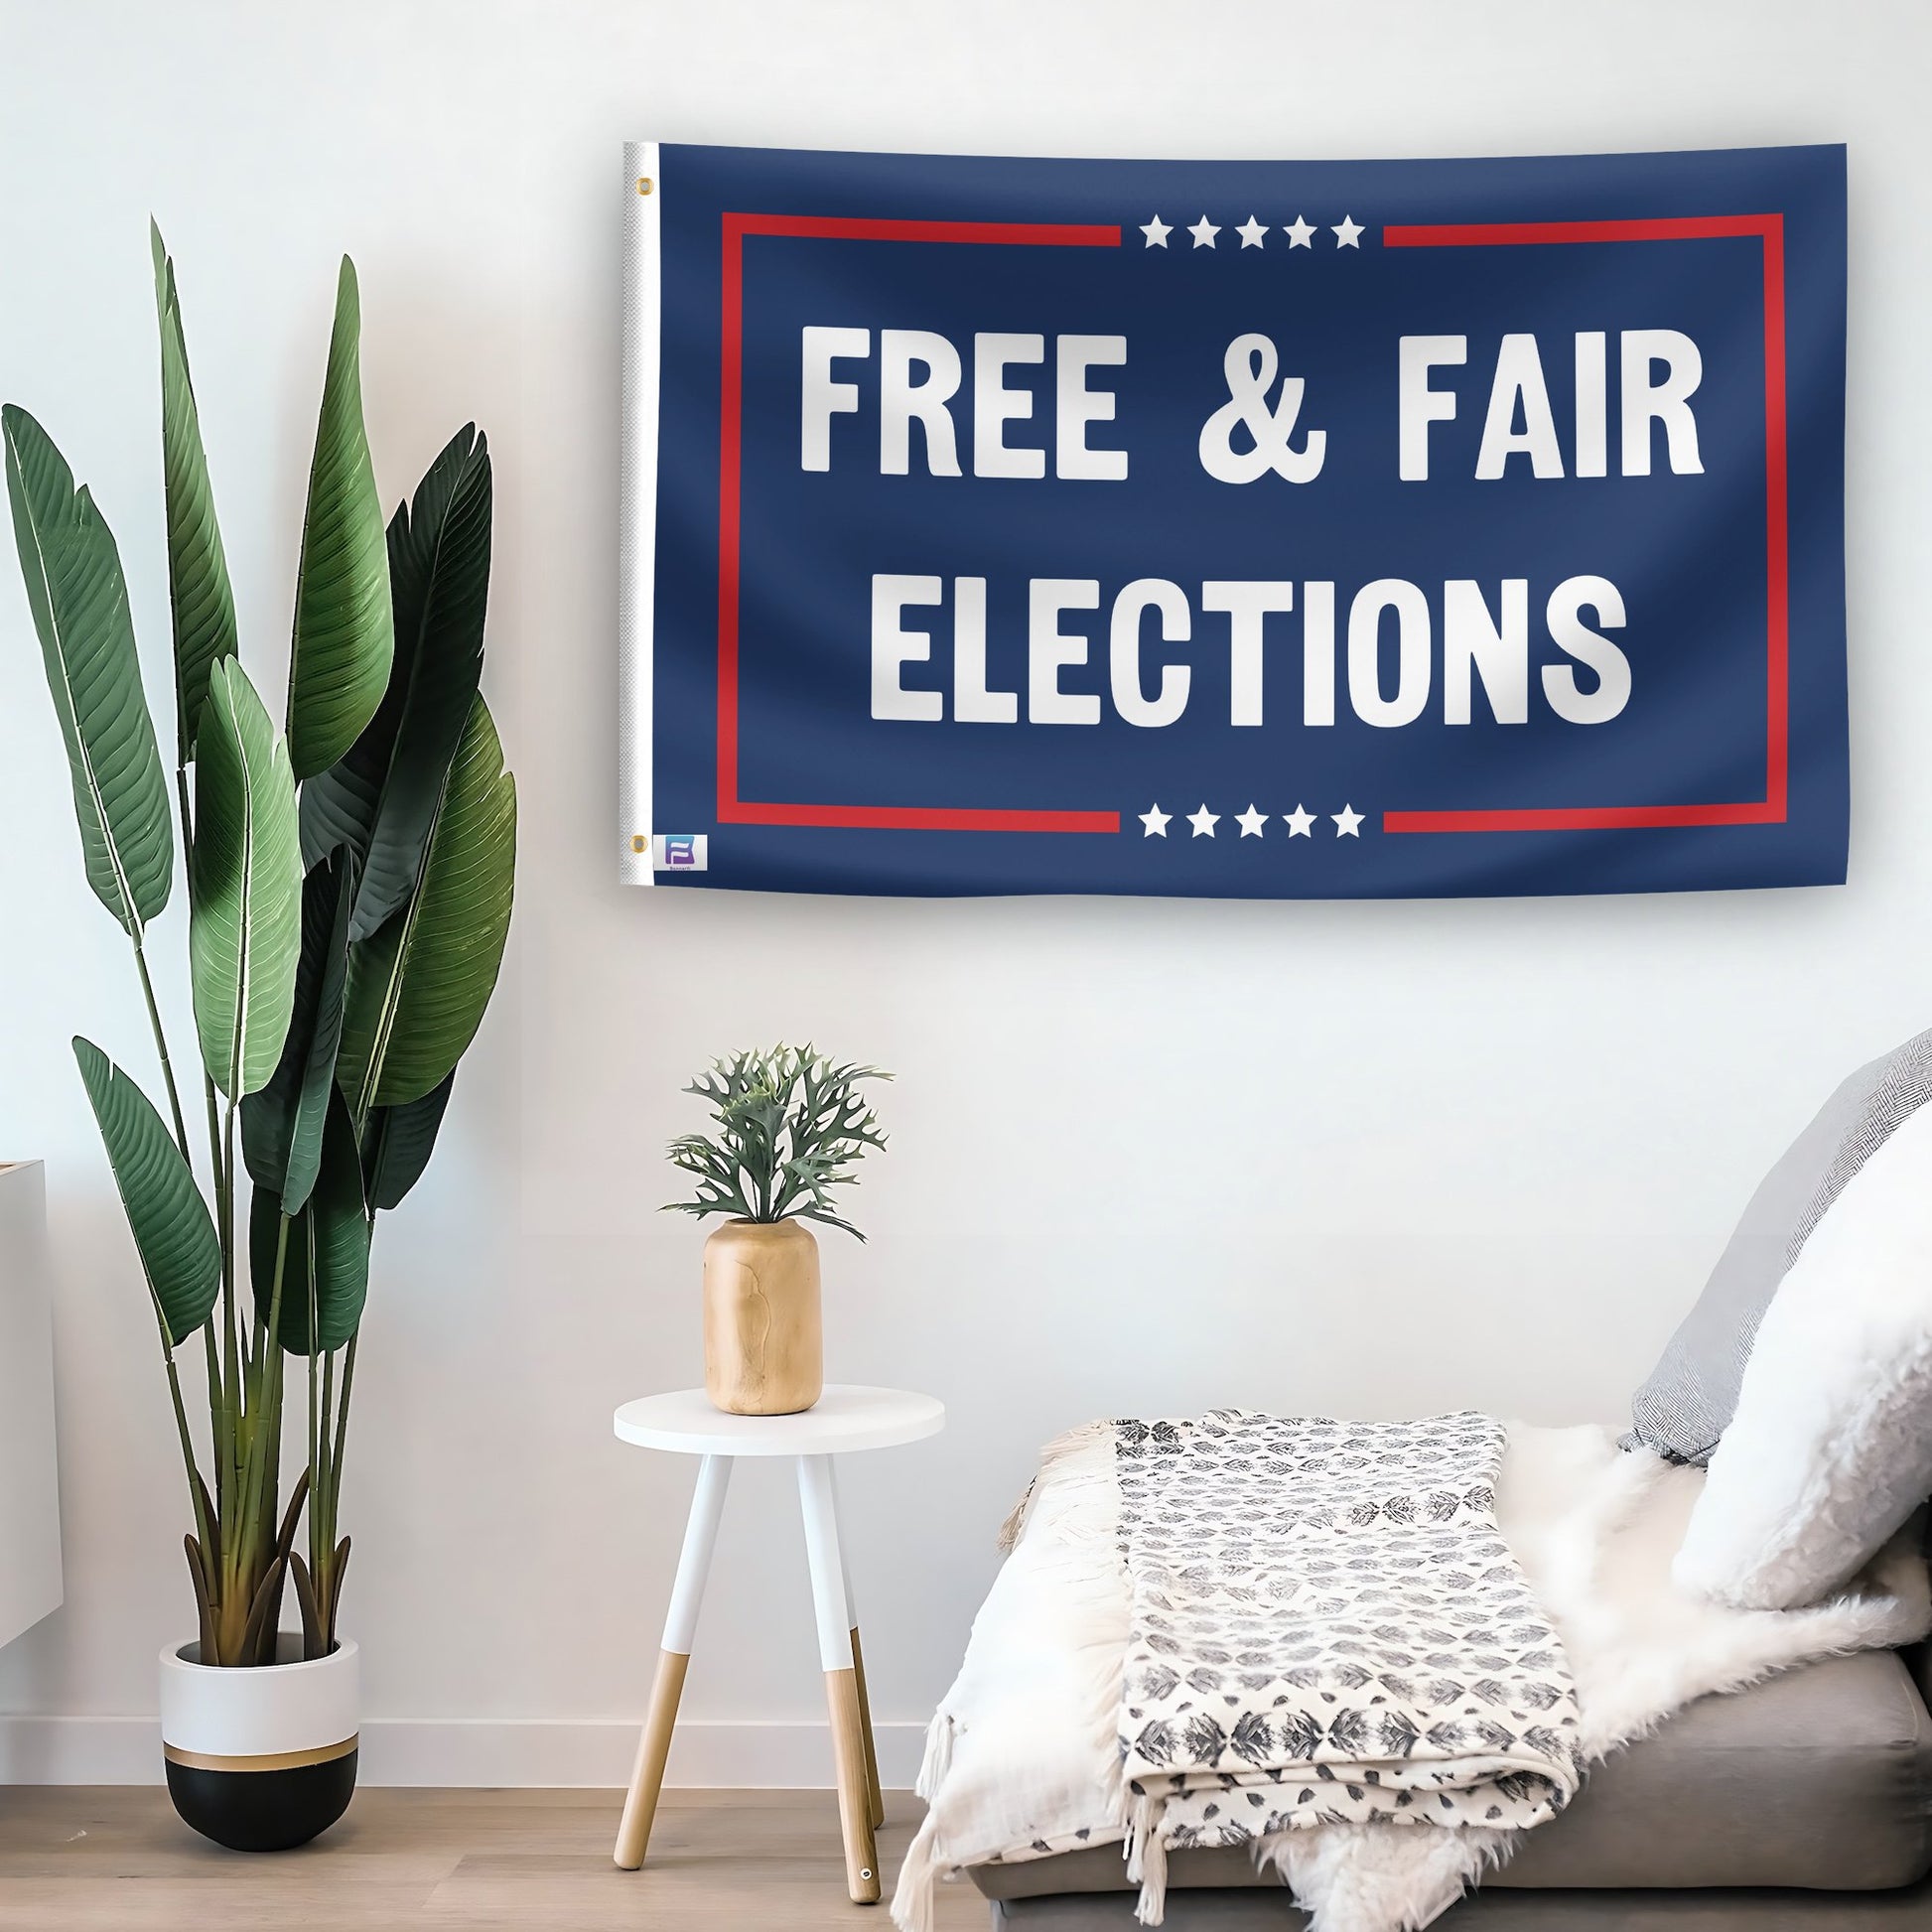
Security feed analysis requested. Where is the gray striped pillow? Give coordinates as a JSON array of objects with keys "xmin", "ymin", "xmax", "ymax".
[{"xmin": 1624, "ymin": 1028, "xmax": 1932, "ymax": 1464}]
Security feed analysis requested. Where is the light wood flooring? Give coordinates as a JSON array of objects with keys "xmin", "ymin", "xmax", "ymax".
[{"xmin": 0, "ymin": 1786, "xmax": 986, "ymax": 1930}]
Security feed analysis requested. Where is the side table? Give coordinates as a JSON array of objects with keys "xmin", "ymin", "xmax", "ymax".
[{"xmin": 610, "ymin": 1383, "xmax": 946, "ymax": 1903}]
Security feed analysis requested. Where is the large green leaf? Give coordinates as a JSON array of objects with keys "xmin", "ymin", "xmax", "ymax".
[
  {"xmin": 73, "ymin": 1036, "xmax": 219, "ymax": 1348},
  {"xmin": 151, "ymin": 223, "xmax": 237, "ymax": 762},
  {"xmin": 250, "ymin": 1088, "xmax": 369, "ymax": 1355},
  {"xmin": 190, "ymin": 658, "xmax": 302, "ymax": 1099},
  {"xmin": 241, "ymin": 848, "xmax": 354, "ymax": 1213},
  {"xmin": 361, "ymin": 1069, "xmax": 455, "ymax": 1212},
  {"xmin": 287, "ymin": 258, "xmax": 392, "ymax": 780},
  {"xmin": 301, "ymin": 425, "xmax": 490, "ymax": 940},
  {"xmin": 339, "ymin": 695, "xmax": 514, "ymax": 1114},
  {"xmin": 3, "ymin": 405, "xmax": 174, "ymax": 936}
]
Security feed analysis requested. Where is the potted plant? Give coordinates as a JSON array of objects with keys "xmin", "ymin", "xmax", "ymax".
[
  {"xmin": 3, "ymin": 226, "xmax": 515, "ymax": 1850},
  {"xmin": 665, "ymin": 1045, "xmax": 889, "ymax": 1415}
]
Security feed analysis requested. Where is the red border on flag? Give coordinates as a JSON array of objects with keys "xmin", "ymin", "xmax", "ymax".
[
  {"xmin": 716, "ymin": 212, "xmax": 1122, "ymax": 832},
  {"xmin": 1379, "ymin": 213, "xmax": 1789, "ymax": 833},
  {"xmin": 711, "ymin": 210, "xmax": 1788, "ymax": 840}
]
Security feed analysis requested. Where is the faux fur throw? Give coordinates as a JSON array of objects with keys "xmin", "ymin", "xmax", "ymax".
[
  {"xmin": 1111, "ymin": 1413, "xmax": 1582, "ymax": 1916},
  {"xmin": 895, "ymin": 1420, "xmax": 1932, "ymax": 1932}
]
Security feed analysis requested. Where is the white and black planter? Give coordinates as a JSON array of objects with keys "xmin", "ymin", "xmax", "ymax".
[{"xmin": 159, "ymin": 1636, "xmax": 358, "ymax": 1852}]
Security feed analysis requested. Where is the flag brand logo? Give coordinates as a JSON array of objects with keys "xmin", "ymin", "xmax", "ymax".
[{"xmin": 653, "ymin": 834, "xmax": 708, "ymax": 871}]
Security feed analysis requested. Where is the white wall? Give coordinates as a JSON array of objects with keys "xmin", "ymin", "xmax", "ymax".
[{"xmin": 1, "ymin": 0, "xmax": 1927, "ymax": 1785}]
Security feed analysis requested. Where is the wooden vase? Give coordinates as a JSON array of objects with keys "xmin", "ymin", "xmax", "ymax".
[{"xmin": 702, "ymin": 1218, "xmax": 823, "ymax": 1416}]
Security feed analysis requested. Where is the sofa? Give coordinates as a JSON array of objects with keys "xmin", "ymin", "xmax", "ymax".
[
  {"xmin": 943, "ymin": 1028, "xmax": 1932, "ymax": 1928},
  {"xmin": 968, "ymin": 1644, "xmax": 1932, "ymax": 1926}
]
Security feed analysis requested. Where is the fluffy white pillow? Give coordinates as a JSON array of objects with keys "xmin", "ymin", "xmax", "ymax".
[{"xmin": 1672, "ymin": 1097, "xmax": 1932, "ymax": 1610}]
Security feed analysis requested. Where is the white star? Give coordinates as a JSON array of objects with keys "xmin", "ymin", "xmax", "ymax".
[
  {"xmin": 1283, "ymin": 804, "xmax": 1315, "ymax": 837},
  {"xmin": 1140, "ymin": 214, "xmax": 1173, "ymax": 249},
  {"xmin": 1188, "ymin": 215, "xmax": 1220, "ymax": 249},
  {"xmin": 1139, "ymin": 802, "xmax": 1172, "ymax": 837},
  {"xmin": 1332, "ymin": 214, "xmax": 1364, "ymax": 249},
  {"xmin": 1235, "ymin": 215, "xmax": 1268, "ymax": 249},
  {"xmin": 1187, "ymin": 803, "xmax": 1220, "ymax": 837},
  {"xmin": 1332, "ymin": 803, "xmax": 1364, "ymax": 837},
  {"xmin": 1235, "ymin": 804, "xmax": 1268, "ymax": 838},
  {"xmin": 1283, "ymin": 215, "xmax": 1315, "ymax": 248}
]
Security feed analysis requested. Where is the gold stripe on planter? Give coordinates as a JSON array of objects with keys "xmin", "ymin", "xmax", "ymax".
[{"xmin": 163, "ymin": 1735, "xmax": 358, "ymax": 1774}]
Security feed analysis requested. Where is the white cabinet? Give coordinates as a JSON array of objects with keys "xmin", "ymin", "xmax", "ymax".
[{"xmin": 0, "ymin": 1163, "xmax": 62, "ymax": 1648}]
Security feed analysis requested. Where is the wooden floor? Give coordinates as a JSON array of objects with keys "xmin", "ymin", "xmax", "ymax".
[{"xmin": 0, "ymin": 1787, "xmax": 987, "ymax": 1930}]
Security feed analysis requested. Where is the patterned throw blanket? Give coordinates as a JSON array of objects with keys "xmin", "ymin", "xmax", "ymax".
[{"xmin": 1114, "ymin": 1412, "xmax": 1584, "ymax": 1917}]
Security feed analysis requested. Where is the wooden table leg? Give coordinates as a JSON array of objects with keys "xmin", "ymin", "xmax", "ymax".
[
  {"xmin": 614, "ymin": 1453, "xmax": 733, "ymax": 1869},
  {"xmin": 828, "ymin": 1462, "xmax": 885, "ymax": 1830},
  {"xmin": 798, "ymin": 1453, "xmax": 881, "ymax": 1903},
  {"xmin": 848, "ymin": 1625, "xmax": 885, "ymax": 1831}
]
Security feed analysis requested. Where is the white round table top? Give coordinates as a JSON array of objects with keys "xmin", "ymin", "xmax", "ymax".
[{"xmin": 613, "ymin": 1384, "xmax": 945, "ymax": 1457}]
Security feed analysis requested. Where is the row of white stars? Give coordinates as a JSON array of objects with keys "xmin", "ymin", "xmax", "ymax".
[
  {"xmin": 1141, "ymin": 213, "xmax": 1364, "ymax": 250},
  {"xmin": 1141, "ymin": 803, "xmax": 1366, "ymax": 839}
]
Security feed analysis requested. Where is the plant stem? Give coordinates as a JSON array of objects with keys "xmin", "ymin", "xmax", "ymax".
[
  {"xmin": 129, "ymin": 938, "xmax": 191, "ymax": 1168},
  {"xmin": 307, "ymin": 1328, "xmax": 321, "ymax": 1549},
  {"xmin": 162, "ymin": 1352, "xmax": 211, "ymax": 1549},
  {"xmin": 220, "ymin": 1097, "xmax": 239, "ymax": 1404},
  {"xmin": 201, "ymin": 1319, "xmax": 225, "ymax": 1522},
  {"xmin": 218, "ymin": 1096, "xmax": 242, "ymax": 1569},
  {"xmin": 314, "ymin": 1345, "xmax": 336, "ymax": 1567},
  {"xmin": 174, "ymin": 763, "xmax": 195, "ymax": 854},
  {"xmin": 331, "ymin": 1332, "xmax": 356, "ymax": 1489},
  {"xmin": 215, "ymin": 1210, "xmax": 287, "ymax": 1663},
  {"xmin": 319, "ymin": 1333, "xmax": 355, "ymax": 1650},
  {"xmin": 238, "ymin": 1214, "xmax": 290, "ymax": 1586},
  {"xmin": 201, "ymin": 1077, "xmax": 230, "ymax": 1523},
  {"xmin": 126, "ymin": 767, "xmax": 224, "ymax": 1642}
]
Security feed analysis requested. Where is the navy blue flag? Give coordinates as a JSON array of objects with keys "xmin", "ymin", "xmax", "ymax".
[{"xmin": 620, "ymin": 141, "xmax": 1846, "ymax": 898}]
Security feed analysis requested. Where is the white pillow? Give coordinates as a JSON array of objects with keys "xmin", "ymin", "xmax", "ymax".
[{"xmin": 1672, "ymin": 1097, "xmax": 1932, "ymax": 1610}]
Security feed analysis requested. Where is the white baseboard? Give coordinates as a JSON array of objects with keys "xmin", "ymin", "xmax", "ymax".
[{"xmin": 0, "ymin": 1715, "xmax": 928, "ymax": 1788}]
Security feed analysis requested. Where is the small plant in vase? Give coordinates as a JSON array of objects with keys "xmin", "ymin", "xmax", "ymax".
[{"xmin": 665, "ymin": 1045, "xmax": 889, "ymax": 1416}]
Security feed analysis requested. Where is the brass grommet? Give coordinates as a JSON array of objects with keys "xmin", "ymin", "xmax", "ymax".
[
  {"xmin": 630, "ymin": 835, "xmax": 648, "ymax": 853},
  {"xmin": 636, "ymin": 176, "xmax": 653, "ymax": 196}
]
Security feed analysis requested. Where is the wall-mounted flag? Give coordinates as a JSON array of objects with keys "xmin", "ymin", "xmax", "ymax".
[{"xmin": 620, "ymin": 141, "xmax": 1846, "ymax": 899}]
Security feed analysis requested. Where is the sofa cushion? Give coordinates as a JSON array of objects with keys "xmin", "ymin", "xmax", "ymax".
[
  {"xmin": 988, "ymin": 1878, "xmax": 1932, "ymax": 1927},
  {"xmin": 1623, "ymin": 1028, "xmax": 1932, "ymax": 1466},
  {"xmin": 1670, "ymin": 1090, "xmax": 1932, "ymax": 1609},
  {"xmin": 969, "ymin": 1651, "xmax": 1932, "ymax": 1900}
]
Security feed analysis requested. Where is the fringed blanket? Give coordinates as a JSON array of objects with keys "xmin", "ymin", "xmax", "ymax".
[
  {"xmin": 1111, "ymin": 1413, "xmax": 1582, "ymax": 1918},
  {"xmin": 896, "ymin": 1419, "xmax": 1932, "ymax": 1932}
]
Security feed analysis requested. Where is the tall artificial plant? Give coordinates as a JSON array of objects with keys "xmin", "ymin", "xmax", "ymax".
[{"xmin": 4, "ymin": 226, "xmax": 515, "ymax": 1665}]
